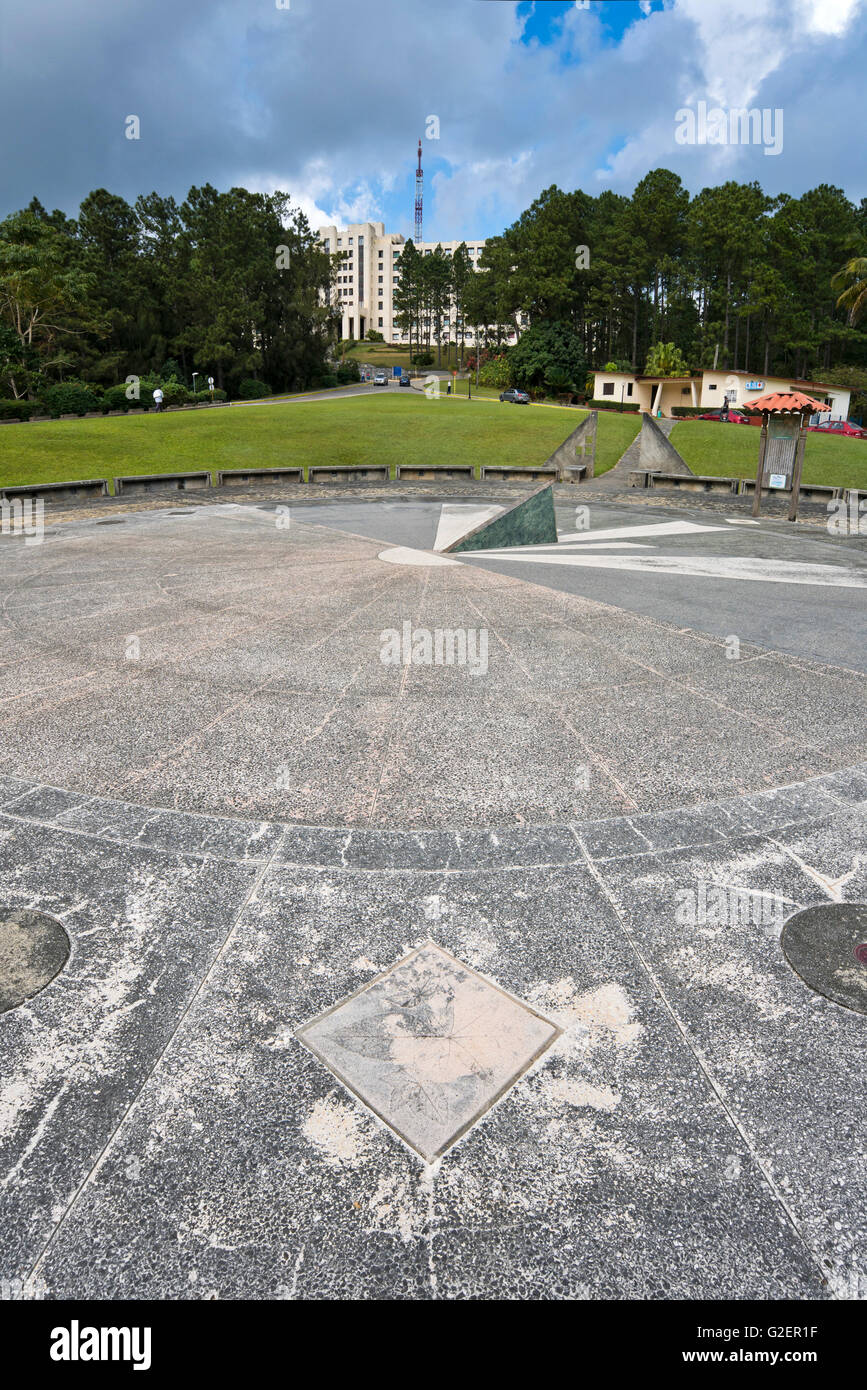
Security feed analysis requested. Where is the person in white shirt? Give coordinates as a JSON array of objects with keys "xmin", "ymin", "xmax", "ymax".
[{"xmin": 152, "ymin": 387, "xmax": 164, "ymax": 412}]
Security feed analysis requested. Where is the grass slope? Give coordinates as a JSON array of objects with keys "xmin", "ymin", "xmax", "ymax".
[
  {"xmin": 670, "ymin": 420, "xmax": 867, "ymax": 489},
  {"xmin": 0, "ymin": 394, "xmax": 624, "ymax": 489}
]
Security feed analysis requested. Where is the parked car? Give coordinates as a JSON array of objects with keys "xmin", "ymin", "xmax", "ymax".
[
  {"xmin": 697, "ymin": 408, "xmax": 752, "ymax": 424},
  {"xmin": 499, "ymin": 388, "xmax": 530, "ymax": 404},
  {"xmin": 399, "ymin": 375, "xmax": 411, "ymax": 387},
  {"xmin": 806, "ymin": 418, "xmax": 867, "ymax": 438},
  {"xmin": 374, "ymin": 371, "xmax": 387, "ymax": 386}
]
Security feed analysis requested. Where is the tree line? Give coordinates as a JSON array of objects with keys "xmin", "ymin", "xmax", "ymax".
[
  {"xmin": 0, "ymin": 185, "xmax": 336, "ymax": 402},
  {"xmin": 473, "ymin": 170, "xmax": 867, "ymax": 384},
  {"xmin": 2, "ymin": 168, "xmax": 866, "ymax": 407}
]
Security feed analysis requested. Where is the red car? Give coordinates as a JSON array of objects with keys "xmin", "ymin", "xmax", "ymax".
[
  {"xmin": 697, "ymin": 409, "xmax": 752, "ymax": 424},
  {"xmin": 805, "ymin": 418, "xmax": 867, "ymax": 438}
]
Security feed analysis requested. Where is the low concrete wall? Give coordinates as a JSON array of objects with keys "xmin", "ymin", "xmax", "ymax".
[
  {"xmin": 559, "ymin": 463, "xmax": 588, "ymax": 485},
  {"xmin": 480, "ymin": 465, "xmax": 558, "ymax": 482},
  {"xmin": 648, "ymin": 472, "xmax": 739, "ymax": 495},
  {"xmin": 639, "ymin": 414, "xmax": 693, "ymax": 475},
  {"xmin": 0, "ymin": 479, "xmax": 109, "ymax": 503},
  {"xmin": 395, "ymin": 465, "xmax": 476, "ymax": 481},
  {"xmin": 308, "ymin": 465, "xmax": 389, "ymax": 483},
  {"xmin": 542, "ymin": 412, "xmax": 597, "ymax": 480},
  {"xmin": 217, "ymin": 468, "xmax": 303, "ymax": 486},
  {"xmin": 628, "ymin": 470, "xmax": 651, "ymax": 489},
  {"xmin": 114, "ymin": 473, "xmax": 212, "ymax": 495},
  {"xmin": 739, "ymin": 479, "xmax": 842, "ymax": 500}
]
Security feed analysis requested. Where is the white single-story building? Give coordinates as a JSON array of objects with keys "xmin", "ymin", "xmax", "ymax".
[{"xmin": 593, "ymin": 367, "xmax": 851, "ymax": 420}]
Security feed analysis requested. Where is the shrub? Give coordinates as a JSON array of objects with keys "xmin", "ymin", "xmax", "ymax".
[
  {"xmin": 336, "ymin": 361, "xmax": 360, "ymax": 385},
  {"xmin": 100, "ymin": 384, "xmax": 133, "ymax": 413},
  {"xmin": 670, "ymin": 405, "xmax": 707, "ymax": 417},
  {"xmin": 318, "ymin": 374, "xmax": 339, "ymax": 389},
  {"xmin": 366, "ymin": 329, "xmax": 384, "ymax": 342},
  {"xmin": 588, "ymin": 399, "xmax": 640, "ymax": 412},
  {"xmin": 0, "ymin": 399, "xmax": 34, "ymax": 421},
  {"xmin": 39, "ymin": 383, "xmax": 100, "ymax": 418},
  {"xmin": 236, "ymin": 378, "xmax": 271, "ymax": 400},
  {"xmin": 545, "ymin": 367, "xmax": 576, "ymax": 401},
  {"xmin": 478, "ymin": 356, "xmax": 511, "ymax": 389},
  {"xmin": 160, "ymin": 381, "xmax": 192, "ymax": 407},
  {"xmin": 411, "ymin": 351, "xmax": 434, "ymax": 367}
]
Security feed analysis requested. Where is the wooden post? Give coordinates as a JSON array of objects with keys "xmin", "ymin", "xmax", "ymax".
[
  {"xmin": 788, "ymin": 413, "xmax": 807, "ymax": 522},
  {"xmin": 752, "ymin": 416, "xmax": 768, "ymax": 517}
]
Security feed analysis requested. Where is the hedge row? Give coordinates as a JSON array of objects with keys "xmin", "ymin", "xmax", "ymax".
[{"xmin": 0, "ymin": 386, "xmax": 228, "ymax": 420}]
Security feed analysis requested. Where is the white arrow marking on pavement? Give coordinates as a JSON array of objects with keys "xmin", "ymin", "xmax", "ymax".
[
  {"xmin": 464, "ymin": 552, "xmax": 867, "ymax": 587},
  {"xmin": 554, "ymin": 519, "xmax": 728, "ymax": 545},
  {"xmin": 379, "ymin": 546, "xmax": 461, "ymax": 567}
]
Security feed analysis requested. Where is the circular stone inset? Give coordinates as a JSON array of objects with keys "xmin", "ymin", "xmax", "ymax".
[
  {"xmin": 781, "ymin": 902, "xmax": 867, "ymax": 1014},
  {"xmin": 0, "ymin": 909, "xmax": 71, "ymax": 1013}
]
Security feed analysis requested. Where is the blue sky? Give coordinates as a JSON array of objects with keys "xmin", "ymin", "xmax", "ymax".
[{"xmin": 0, "ymin": 1, "xmax": 864, "ymax": 239}]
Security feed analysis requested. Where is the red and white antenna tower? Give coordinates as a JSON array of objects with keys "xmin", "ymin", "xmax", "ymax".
[{"xmin": 414, "ymin": 139, "xmax": 423, "ymax": 246}]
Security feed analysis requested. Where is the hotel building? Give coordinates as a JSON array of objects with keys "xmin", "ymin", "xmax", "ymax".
[{"xmin": 317, "ymin": 221, "xmax": 520, "ymax": 347}]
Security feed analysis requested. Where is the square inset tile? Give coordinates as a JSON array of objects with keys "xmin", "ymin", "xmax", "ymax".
[{"xmin": 296, "ymin": 941, "xmax": 560, "ymax": 1161}]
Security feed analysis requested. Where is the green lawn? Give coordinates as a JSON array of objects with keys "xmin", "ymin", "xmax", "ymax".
[
  {"xmin": 343, "ymin": 344, "xmax": 414, "ymax": 369},
  {"xmin": 0, "ymin": 393, "xmax": 611, "ymax": 490},
  {"xmin": 670, "ymin": 420, "xmax": 867, "ymax": 489}
]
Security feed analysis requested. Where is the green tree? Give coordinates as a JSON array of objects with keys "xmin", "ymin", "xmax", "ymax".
[
  {"xmin": 643, "ymin": 342, "xmax": 690, "ymax": 376},
  {"xmin": 393, "ymin": 240, "xmax": 423, "ymax": 361},
  {"xmin": 0, "ymin": 206, "xmax": 97, "ymax": 397},
  {"xmin": 833, "ymin": 256, "xmax": 867, "ymax": 326},
  {"xmin": 450, "ymin": 242, "xmax": 472, "ymax": 369},
  {"xmin": 508, "ymin": 321, "xmax": 586, "ymax": 392}
]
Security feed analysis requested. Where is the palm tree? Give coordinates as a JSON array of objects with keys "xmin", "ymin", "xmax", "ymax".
[{"xmin": 832, "ymin": 256, "xmax": 867, "ymax": 326}]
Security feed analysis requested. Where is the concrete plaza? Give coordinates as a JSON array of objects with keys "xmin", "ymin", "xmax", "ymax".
[{"xmin": 1, "ymin": 486, "xmax": 865, "ymax": 1299}]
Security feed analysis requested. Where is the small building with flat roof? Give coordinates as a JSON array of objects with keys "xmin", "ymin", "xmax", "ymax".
[{"xmin": 592, "ymin": 367, "xmax": 851, "ymax": 420}]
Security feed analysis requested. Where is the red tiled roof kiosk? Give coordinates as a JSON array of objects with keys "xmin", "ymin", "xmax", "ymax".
[{"xmin": 742, "ymin": 391, "xmax": 830, "ymax": 520}]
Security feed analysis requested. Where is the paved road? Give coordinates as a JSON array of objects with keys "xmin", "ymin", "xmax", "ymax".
[{"xmin": 229, "ymin": 382, "xmax": 392, "ymax": 406}]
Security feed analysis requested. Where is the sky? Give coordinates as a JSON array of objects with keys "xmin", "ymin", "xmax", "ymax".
[{"xmin": 0, "ymin": 0, "xmax": 864, "ymax": 240}]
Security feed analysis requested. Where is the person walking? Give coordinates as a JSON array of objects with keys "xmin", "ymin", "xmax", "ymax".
[{"xmin": 152, "ymin": 386, "xmax": 164, "ymax": 413}]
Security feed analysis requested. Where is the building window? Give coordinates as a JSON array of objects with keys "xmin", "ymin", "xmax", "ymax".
[
  {"xmin": 626, "ymin": 383, "xmax": 633, "ymax": 397},
  {"xmin": 708, "ymin": 384, "xmax": 717, "ymax": 391},
  {"xmin": 378, "ymin": 301, "xmax": 383, "ymax": 310},
  {"xmin": 602, "ymin": 382, "xmax": 614, "ymax": 396},
  {"xmin": 378, "ymin": 317, "xmax": 383, "ymax": 328},
  {"xmin": 378, "ymin": 275, "xmax": 383, "ymax": 283}
]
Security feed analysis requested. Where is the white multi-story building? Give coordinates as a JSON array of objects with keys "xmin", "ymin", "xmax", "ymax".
[{"xmin": 317, "ymin": 221, "xmax": 510, "ymax": 347}]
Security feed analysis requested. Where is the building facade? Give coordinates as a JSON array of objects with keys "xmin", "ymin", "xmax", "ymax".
[
  {"xmin": 317, "ymin": 222, "xmax": 496, "ymax": 346},
  {"xmin": 592, "ymin": 367, "xmax": 852, "ymax": 420}
]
